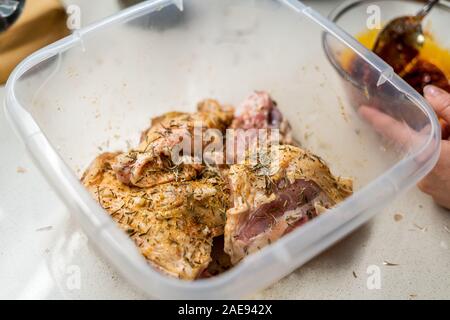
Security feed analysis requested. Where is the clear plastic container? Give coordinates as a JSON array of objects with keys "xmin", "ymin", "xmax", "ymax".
[{"xmin": 4, "ymin": 0, "xmax": 441, "ymax": 299}]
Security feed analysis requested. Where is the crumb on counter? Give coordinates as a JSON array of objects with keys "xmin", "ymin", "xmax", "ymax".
[
  {"xmin": 16, "ymin": 166, "xmax": 27, "ymax": 174},
  {"xmin": 383, "ymin": 260, "xmax": 399, "ymax": 266},
  {"xmin": 36, "ymin": 226, "xmax": 53, "ymax": 232}
]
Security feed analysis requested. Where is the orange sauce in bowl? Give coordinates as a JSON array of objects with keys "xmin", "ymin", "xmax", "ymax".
[
  {"xmin": 354, "ymin": 28, "xmax": 450, "ymax": 94},
  {"xmin": 356, "ymin": 28, "xmax": 450, "ymax": 80}
]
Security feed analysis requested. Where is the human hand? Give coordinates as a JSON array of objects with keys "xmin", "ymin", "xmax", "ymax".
[
  {"xmin": 358, "ymin": 85, "xmax": 450, "ymax": 209},
  {"xmin": 417, "ymin": 85, "xmax": 450, "ymax": 209}
]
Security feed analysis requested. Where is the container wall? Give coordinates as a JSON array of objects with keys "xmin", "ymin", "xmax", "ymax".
[{"xmin": 14, "ymin": 0, "xmax": 418, "ymax": 191}]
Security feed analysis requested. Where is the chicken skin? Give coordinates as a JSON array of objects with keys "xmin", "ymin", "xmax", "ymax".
[
  {"xmin": 227, "ymin": 91, "xmax": 298, "ymax": 164},
  {"xmin": 224, "ymin": 145, "xmax": 352, "ymax": 264},
  {"xmin": 231, "ymin": 91, "xmax": 297, "ymax": 143},
  {"xmin": 113, "ymin": 100, "xmax": 234, "ymax": 188},
  {"xmin": 82, "ymin": 153, "xmax": 229, "ymax": 280}
]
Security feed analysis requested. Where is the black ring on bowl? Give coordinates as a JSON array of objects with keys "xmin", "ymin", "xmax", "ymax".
[{"xmin": 0, "ymin": 0, "xmax": 26, "ymax": 32}]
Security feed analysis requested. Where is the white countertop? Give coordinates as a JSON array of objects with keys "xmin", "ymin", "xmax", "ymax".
[{"xmin": 0, "ymin": 0, "xmax": 449, "ymax": 300}]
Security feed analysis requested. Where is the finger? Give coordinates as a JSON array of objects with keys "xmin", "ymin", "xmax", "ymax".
[
  {"xmin": 417, "ymin": 141, "xmax": 450, "ymax": 209},
  {"xmin": 358, "ymin": 106, "xmax": 436, "ymax": 165},
  {"xmin": 424, "ymin": 85, "xmax": 450, "ymax": 124},
  {"xmin": 358, "ymin": 106, "xmax": 422, "ymax": 148}
]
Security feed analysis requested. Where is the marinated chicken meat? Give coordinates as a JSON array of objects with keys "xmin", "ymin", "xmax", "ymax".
[
  {"xmin": 113, "ymin": 99, "xmax": 234, "ymax": 188},
  {"xmin": 230, "ymin": 91, "xmax": 298, "ymax": 149},
  {"xmin": 82, "ymin": 153, "xmax": 229, "ymax": 280},
  {"xmin": 224, "ymin": 145, "xmax": 353, "ymax": 264},
  {"xmin": 82, "ymin": 91, "xmax": 354, "ymax": 279}
]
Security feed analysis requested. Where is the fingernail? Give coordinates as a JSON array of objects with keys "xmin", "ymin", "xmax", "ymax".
[{"xmin": 424, "ymin": 85, "xmax": 445, "ymax": 97}]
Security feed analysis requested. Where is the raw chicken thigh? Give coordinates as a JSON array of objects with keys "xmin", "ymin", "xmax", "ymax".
[
  {"xmin": 82, "ymin": 153, "xmax": 229, "ymax": 280},
  {"xmin": 224, "ymin": 145, "xmax": 352, "ymax": 264},
  {"xmin": 113, "ymin": 100, "xmax": 234, "ymax": 188}
]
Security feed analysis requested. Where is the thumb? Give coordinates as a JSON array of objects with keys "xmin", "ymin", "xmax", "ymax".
[{"xmin": 424, "ymin": 85, "xmax": 450, "ymax": 124}]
